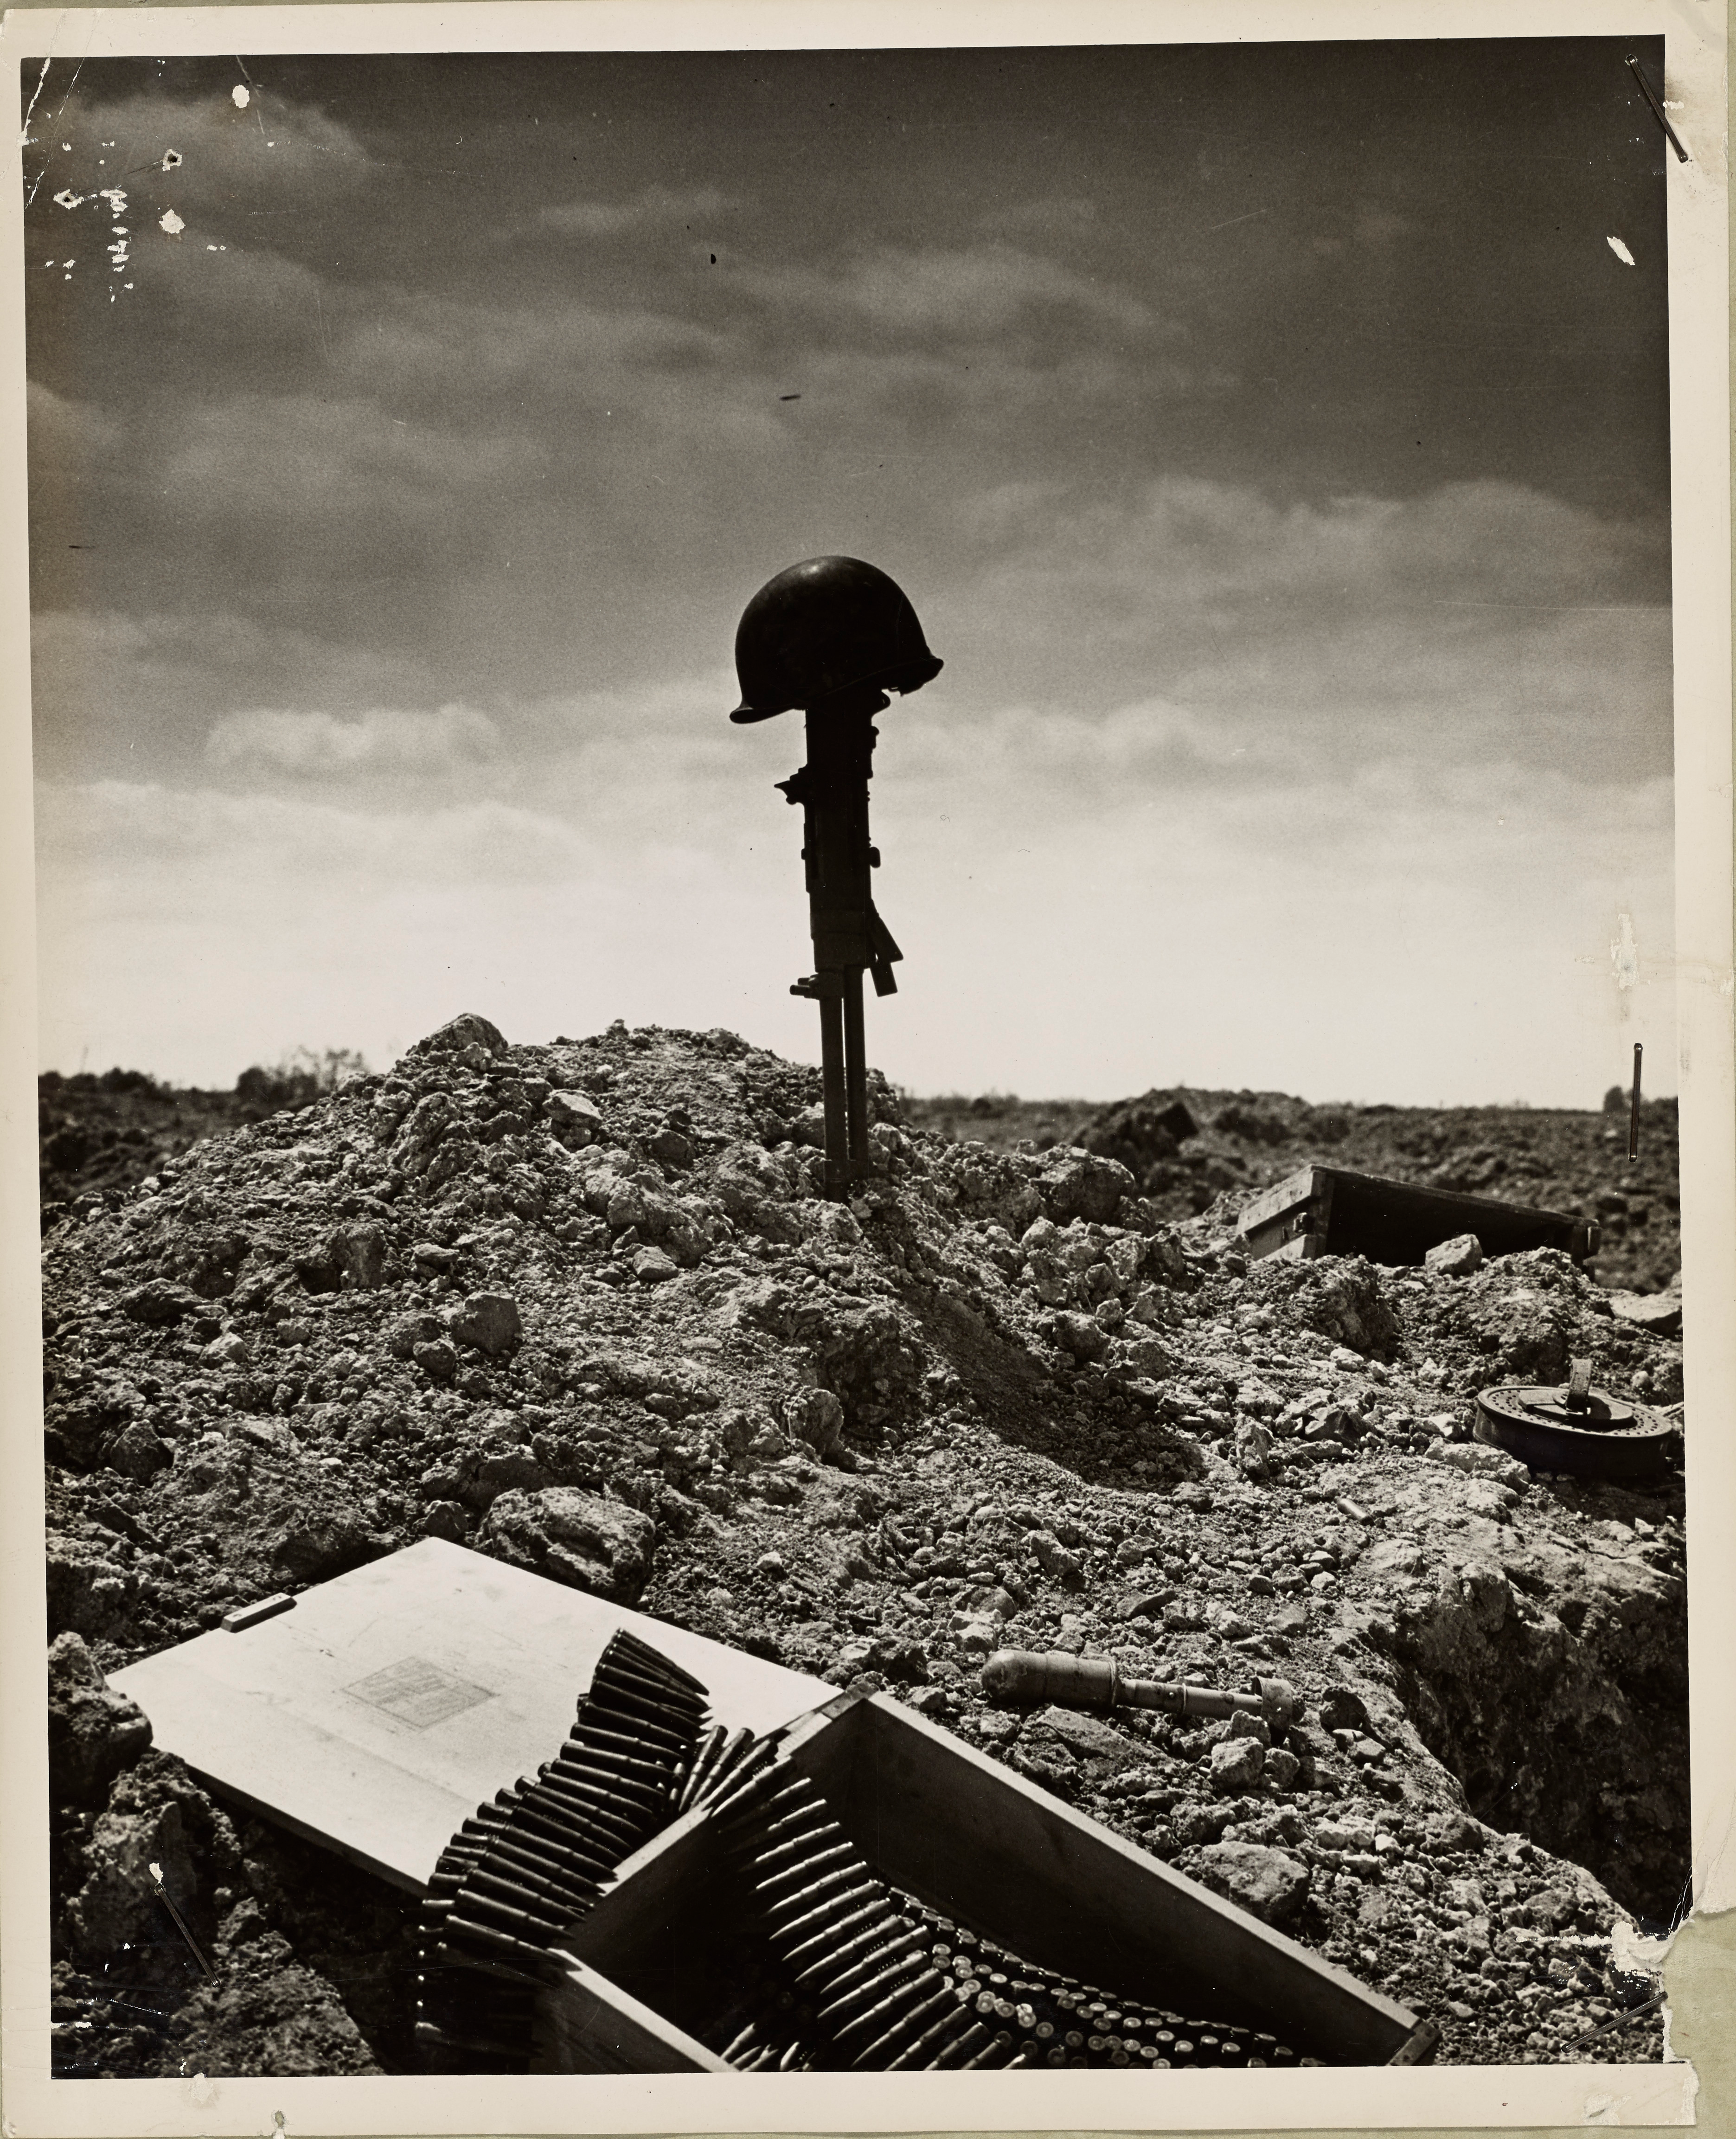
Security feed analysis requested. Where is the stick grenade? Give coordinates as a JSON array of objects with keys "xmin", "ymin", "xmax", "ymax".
[
  {"xmin": 1628, "ymin": 1041, "xmax": 1643, "ymax": 1162},
  {"xmin": 729, "ymin": 557, "xmax": 942, "ymax": 1201},
  {"xmin": 980, "ymin": 1649, "xmax": 1300, "ymax": 1734}
]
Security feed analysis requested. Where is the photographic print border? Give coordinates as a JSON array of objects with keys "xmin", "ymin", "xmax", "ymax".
[{"xmin": 1, "ymin": 0, "xmax": 1728, "ymax": 2132}]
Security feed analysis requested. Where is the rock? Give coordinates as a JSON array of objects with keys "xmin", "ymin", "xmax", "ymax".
[
  {"xmin": 1049, "ymin": 1311, "xmax": 1110, "ymax": 1363},
  {"xmin": 873, "ymin": 1634, "xmax": 931, "ymax": 1684},
  {"xmin": 1234, "ymin": 1419, "xmax": 1274, "ymax": 1478},
  {"xmin": 1038, "ymin": 1150, "xmax": 1136, "ymax": 1226},
  {"xmin": 1317, "ymin": 1686, "xmax": 1371, "ymax": 1734},
  {"xmin": 1429, "ymin": 1440, "xmax": 1529, "ymax": 1489},
  {"xmin": 1209, "ymin": 1735, "xmax": 1265, "ymax": 1794},
  {"xmin": 265, "ymin": 1497, "xmax": 381, "ymax": 1583},
  {"xmin": 413, "ymin": 1338, "xmax": 458, "ymax": 1383},
  {"xmin": 467, "ymin": 1448, "xmax": 547, "ymax": 1508},
  {"xmin": 1188, "ymin": 1839, "xmax": 1310, "ymax": 1926},
  {"xmin": 46, "ymin": 1538, "xmax": 134, "ymax": 1640},
  {"xmin": 330, "ymin": 1222, "xmax": 387, "ymax": 1289},
  {"xmin": 1426, "ymin": 1233, "xmax": 1485, "ymax": 1276},
  {"xmin": 711, "ymin": 1142, "xmax": 801, "ymax": 1231},
  {"xmin": 1608, "ymin": 1291, "xmax": 1682, "ymax": 1337},
  {"xmin": 204, "ymin": 1330, "xmax": 250, "ymax": 1367},
  {"xmin": 409, "ymin": 1011, "xmax": 509, "ymax": 1060},
  {"xmin": 444, "ymin": 1291, "xmax": 522, "ymax": 1355},
  {"xmin": 1028, "ymin": 1529, "xmax": 1085, "ymax": 1586},
  {"xmin": 1031, "ymin": 1705, "xmax": 1139, "ymax": 1764},
  {"xmin": 170, "ymin": 1944, "xmax": 385, "ymax": 2075},
  {"xmin": 419, "ymin": 1499, "xmax": 470, "ymax": 1542},
  {"xmin": 478, "ymin": 1486, "xmax": 657, "ymax": 1602},
  {"xmin": 107, "ymin": 1422, "xmax": 171, "ymax": 1481},
  {"xmin": 47, "ymin": 1632, "xmax": 152, "ymax": 1805},
  {"xmin": 1120, "ymin": 1334, "xmax": 1175, "ymax": 1378},
  {"xmin": 118, "ymin": 1278, "xmax": 201, "ymax": 1326},
  {"xmin": 785, "ymin": 1387, "xmax": 846, "ymax": 1460},
  {"xmin": 634, "ymin": 1247, "xmax": 679, "ymax": 1285},
  {"xmin": 1226, "ymin": 1710, "xmax": 1271, "ymax": 1747},
  {"xmin": 1265, "ymin": 1746, "xmax": 1300, "ymax": 1790},
  {"xmin": 547, "ymin": 1090, "xmax": 604, "ymax": 1150},
  {"xmin": 647, "ymin": 1124, "xmax": 695, "ymax": 1168}
]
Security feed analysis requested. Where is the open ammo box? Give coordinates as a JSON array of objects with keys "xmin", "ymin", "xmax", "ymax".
[
  {"xmin": 108, "ymin": 1540, "xmax": 1434, "ymax": 2074},
  {"xmin": 539, "ymin": 1687, "xmax": 1434, "ymax": 2072},
  {"xmin": 1237, "ymin": 1164, "xmax": 1598, "ymax": 1268}
]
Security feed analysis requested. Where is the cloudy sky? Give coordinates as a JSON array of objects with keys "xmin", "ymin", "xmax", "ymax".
[{"xmin": 24, "ymin": 36, "xmax": 1675, "ymax": 1103}]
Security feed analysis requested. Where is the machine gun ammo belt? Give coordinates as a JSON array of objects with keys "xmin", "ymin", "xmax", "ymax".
[
  {"xmin": 415, "ymin": 1628, "xmax": 724, "ymax": 2072},
  {"xmin": 416, "ymin": 1642, "xmax": 1314, "ymax": 2076}
]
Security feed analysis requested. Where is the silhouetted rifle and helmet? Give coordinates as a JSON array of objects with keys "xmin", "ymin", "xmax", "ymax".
[{"xmin": 727, "ymin": 555, "xmax": 943, "ymax": 1199}]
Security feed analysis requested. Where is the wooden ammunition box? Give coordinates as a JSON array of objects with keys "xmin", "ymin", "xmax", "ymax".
[
  {"xmin": 109, "ymin": 1540, "xmax": 833, "ymax": 1892},
  {"xmin": 1236, "ymin": 1164, "xmax": 1598, "ymax": 1268},
  {"xmin": 538, "ymin": 1690, "xmax": 1432, "ymax": 2072}
]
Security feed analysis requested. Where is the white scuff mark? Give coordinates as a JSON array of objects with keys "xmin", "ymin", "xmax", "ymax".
[
  {"xmin": 1607, "ymin": 235, "xmax": 1636, "ymax": 267},
  {"xmin": 63, "ymin": 142, "xmax": 71, "ymax": 152},
  {"xmin": 159, "ymin": 210, "xmax": 184, "ymax": 237},
  {"xmin": 162, "ymin": 148, "xmax": 182, "ymax": 170},
  {"xmin": 98, "ymin": 186, "xmax": 126, "ymax": 213},
  {"xmin": 231, "ymin": 84, "xmax": 250, "ymax": 109},
  {"xmin": 20, "ymin": 55, "xmax": 52, "ymax": 145},
  {"xmin": 1582, "ymin": 2093, "xmax": 1617, "ymax": 2123},
  {"xmin": 1610, "ymin": 911, "xmax": 1639, "ymax": 1007},
  {"xmin": 53, "ymin": 190, "xmax": 85, "ymax": 210}
]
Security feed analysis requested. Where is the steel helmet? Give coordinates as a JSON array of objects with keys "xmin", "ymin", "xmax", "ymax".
[{"xmin": 730, "ymin": 555, "xmax": 943, "ymax": 722}]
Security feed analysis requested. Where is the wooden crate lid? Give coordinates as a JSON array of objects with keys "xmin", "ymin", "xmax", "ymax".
[{"xmin": 109, "ymin": 1539, "xmax": 834, "ymax": 1892}]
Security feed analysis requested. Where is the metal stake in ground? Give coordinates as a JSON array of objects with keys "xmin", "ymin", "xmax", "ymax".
[
  {"xmin": 729, "ymin": 558, "xmax": 943, "ymax": 1199},
  {"xmin": 1628, "ymin": 1041, "xmax": 1643, "ymax": 1163}
]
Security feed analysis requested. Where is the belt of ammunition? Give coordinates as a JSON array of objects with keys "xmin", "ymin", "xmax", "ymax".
[
  {"xmin": 834, "ymin": 1966, "xmax": 941, "ymax": 2046},
  {"xmin": 783, "ymin": 1892, "xmax": 897, "ymax": 1967},
  {"xmin": 817, "ymin": 1944, "xmax": 925, "ymax": 2026}
]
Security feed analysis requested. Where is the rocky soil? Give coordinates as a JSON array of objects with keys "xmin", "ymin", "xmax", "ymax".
[
  {"xmin": 37, "ymin": 1055, "xmax": 365, "ymax": 1226},
  {"xmin": 909, "ymin": 1086, "xmax": 1680, "ymax": 1298},
  {"xmin": 40, "ymin": 1015, "xmax": 1687, "ymax": 2080}
]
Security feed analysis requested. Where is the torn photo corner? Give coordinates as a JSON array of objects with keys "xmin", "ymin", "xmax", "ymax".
[{"xmin": 0, "ymin": 0, "xmax": 1729, "ymax": 2134}]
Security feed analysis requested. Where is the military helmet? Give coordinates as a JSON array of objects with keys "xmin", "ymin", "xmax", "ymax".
[{"xmin": 730, "ymin": 556, "xmax": 942, "ymax": 722}]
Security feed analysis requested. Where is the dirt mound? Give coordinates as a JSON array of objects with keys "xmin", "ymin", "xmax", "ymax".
[{"xmin": 40, "ymin": 1015, "xmax": 1685, "ymax": 2077}]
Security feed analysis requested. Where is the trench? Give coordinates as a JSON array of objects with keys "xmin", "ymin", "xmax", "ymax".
[{"xmin": 1385, "ymin": 1551, "xmax": 1690, "ymax": 1929}]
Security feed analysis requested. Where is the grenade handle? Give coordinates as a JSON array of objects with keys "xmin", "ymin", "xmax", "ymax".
[{"xmin": 980, "ymin": 1651, "xmax": 1299, "ymax": 1733}]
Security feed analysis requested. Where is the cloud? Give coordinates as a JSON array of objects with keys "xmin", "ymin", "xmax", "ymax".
[
  {"xmin": 964, "ymin": 475, "xmax": 1664, "ymax": 610},
  {"xmin": 30, "ymin": 84, "xmax": 372, "ymax": 228},
  {"xmin": 539, "ymin": 184, "xmax": 733, "ymax": 237},
  {"xmin": 732, "ymin": 240, "xmax": 1154, "ymax": 340},
  {"xmin": 26, "ymin": 382, "xmax": 119, "ymax": 462},
  {"xmin": 206, "ymin": 705, "xmax": 501, "ymax": 777},
  {"xmin": 937, "ymin": 475, "xmax": 1672, "ymax": 780},
  {"xmin": 35, "ymin": 778, "xmax": 587, "ymax": 890}
]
